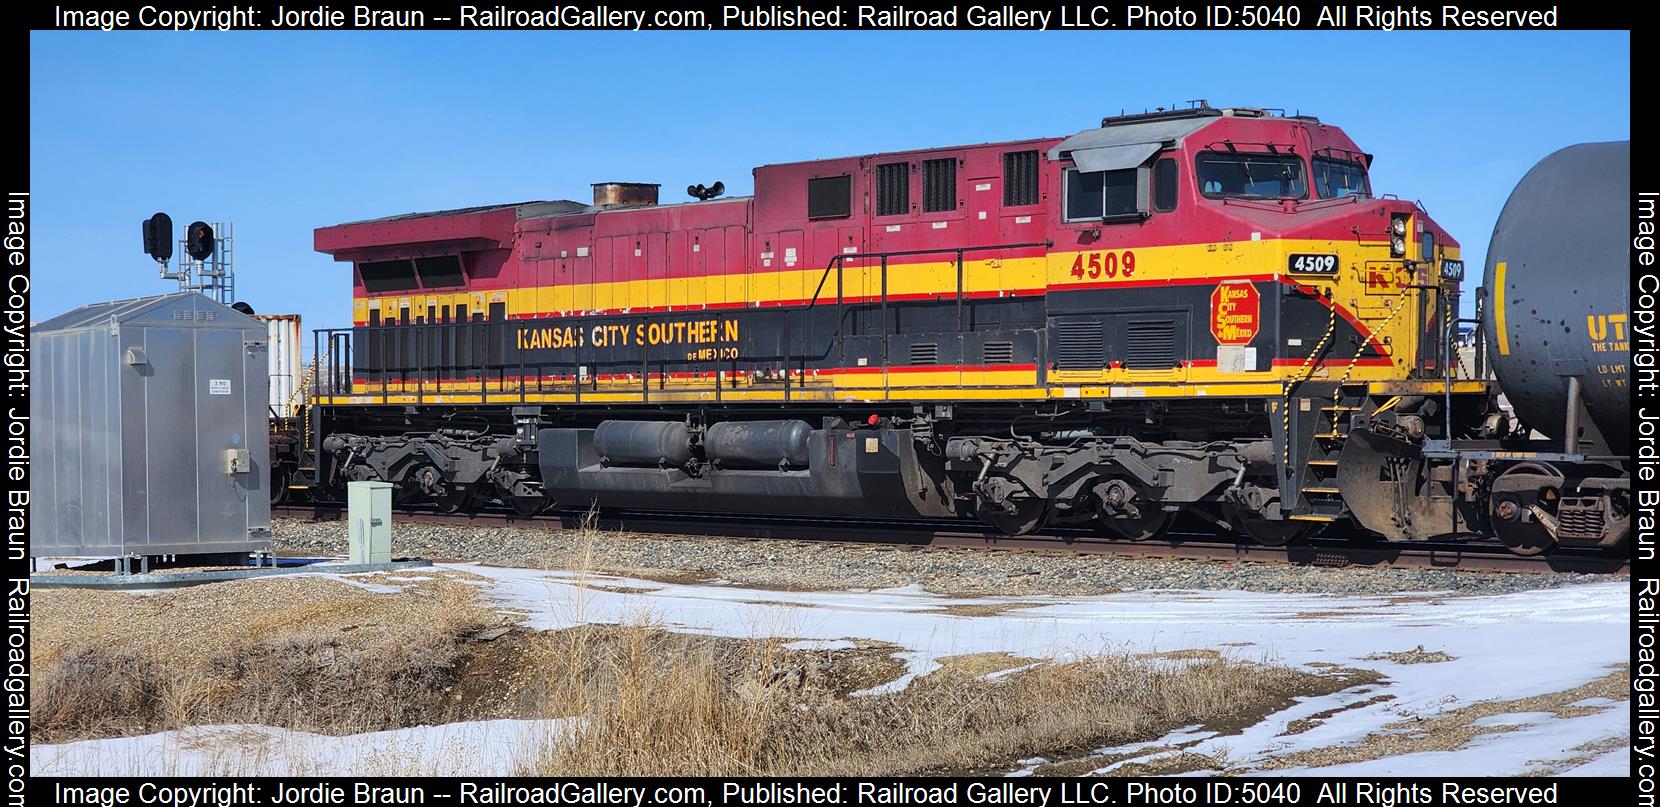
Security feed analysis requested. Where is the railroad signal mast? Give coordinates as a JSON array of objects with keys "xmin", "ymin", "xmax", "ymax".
[{"xmin": 142, "ymin": 212, "xmax": 237, "ymax": 304}]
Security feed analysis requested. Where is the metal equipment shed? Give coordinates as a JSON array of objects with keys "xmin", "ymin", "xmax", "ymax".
[{"xmin": 30, "ymin": 292, "xmax": 272, "ymax": 559}]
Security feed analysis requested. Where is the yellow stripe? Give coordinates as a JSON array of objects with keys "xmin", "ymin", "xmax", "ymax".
[
  {"xmin": 1366, "ymin": 380, "xmax": 1492, "ymax": 396},
  {"xmin": 361, "ymin": 238, "xmax": 1401, "ymax": 316},
  {"xmin": 1493, "ymin": 261, "xmax": 1510, "ymax": 356}
]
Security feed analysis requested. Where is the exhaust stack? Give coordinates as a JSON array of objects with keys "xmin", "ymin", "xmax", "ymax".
[{"xmin": 591, "ymin": 182, "xmax": 659, "ymax": 208}]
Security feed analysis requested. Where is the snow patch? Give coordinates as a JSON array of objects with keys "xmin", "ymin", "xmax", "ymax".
[
  {"xmin": 444, "ymin": 563, "xmax": 1626, "ymax": 776},
  {"xmin": 31, "ymin": 719, "xmax": 576, "ymax": 777}
]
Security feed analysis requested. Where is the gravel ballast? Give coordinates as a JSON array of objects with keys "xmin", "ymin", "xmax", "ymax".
[{"xmin": 271, "ymin": 517, "xmax": 1609, "ymax": 596}]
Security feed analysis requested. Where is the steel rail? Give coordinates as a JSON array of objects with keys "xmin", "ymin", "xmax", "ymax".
[{"xmin": 273, "ymin": 504, "xmax": 1628, "ymax": 577}]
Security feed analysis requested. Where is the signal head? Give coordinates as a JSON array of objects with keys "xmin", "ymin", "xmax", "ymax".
[
  {"xmin": 186, "ymin": 221, "xmax": 215, "ymax": 261},
  {"xmin": 141, "ymin": 212, "xmax": 173, "ymax": 263}
]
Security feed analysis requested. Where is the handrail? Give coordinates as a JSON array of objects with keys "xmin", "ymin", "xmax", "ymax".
[
  {"xmin": 804, "ymin": 240, "xmax": 1052, "ymax": 310},
  {"xmin": 317, "ymin": 239, "xmax": 1056, "ymax": 406}
]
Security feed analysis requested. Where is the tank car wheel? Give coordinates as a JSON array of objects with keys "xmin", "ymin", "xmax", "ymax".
[
  {"xmin": 1098, "ymin": 512, "xmax": 1175, "ymax": 542},
  {"xmin": 1488, "ymin": 463, "xmax": 1564, "ymax": 556},
  {"xmin": 978, "ymin": 499, "xmax": 1048, "ymax": 536},
  {"xmin": 1224, "ymin": 505, "xmax": 1319, "ymax": 547}
]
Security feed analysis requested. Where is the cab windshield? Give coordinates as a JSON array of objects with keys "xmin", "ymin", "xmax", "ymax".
[
  {"xmin": 1196, "ymin": 152, "xmax": 1307, "ymax": 200},
  {"xmin": 1313, "ymin": 156, "xmax": 1372, "ymax": 199}
]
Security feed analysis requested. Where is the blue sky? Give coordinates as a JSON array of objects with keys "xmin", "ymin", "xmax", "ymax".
[{"xmin": 31, "ymin": 30, "xmax": 1629, "ymax": 338}]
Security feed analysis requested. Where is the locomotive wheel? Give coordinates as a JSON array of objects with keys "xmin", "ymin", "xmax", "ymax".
[
  {"xmin": 1098, "ymin": 512, "xmax": 1175, "ymax": 542},
  {"xmin": 1224, "ymin": 504, "xmax": 1319, "ymax": 547},
  {"xmin": 509, "ymin": 495, "xmax": 552, "ymax": 518},
  {"xmin": 978, "ymin": 499, "xmax": 1048, "ymax": 536},
  {"xmin": 270, "ymin": 466, "xmax": 291, "ymax": 506},
  {"xmin": 433, "ymin": 487, "xmax": 472, "ymax": 514}
]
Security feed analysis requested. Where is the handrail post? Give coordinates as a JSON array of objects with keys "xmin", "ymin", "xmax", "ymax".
[
  {"xmin": 783, "ymin": 304, "xmax": 792, "ymax": 403},
  {"xmin": 835, "ymin": 255, "xmax": 846, "ymax": 362},
  {"xmin": 880, "ymin": 255, "xmax": 890, "ymax": 367},
  {"xmin": 955, "ymin": 248, "xmax": 965, "ymax": 334}
]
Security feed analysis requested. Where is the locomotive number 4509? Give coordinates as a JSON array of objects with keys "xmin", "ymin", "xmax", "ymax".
[
  {"xmin": 1068, "ymin": 250, "xmax": 1137, "ymax": 280},
  {"xmin": 1288, "ymin": 253, "xmax": 1338, "ymax": 274}
]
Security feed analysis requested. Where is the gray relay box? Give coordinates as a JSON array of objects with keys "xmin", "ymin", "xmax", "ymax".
[{"xmin": 30, "ymin": 292, "xmax": 272, "ymax": 558}]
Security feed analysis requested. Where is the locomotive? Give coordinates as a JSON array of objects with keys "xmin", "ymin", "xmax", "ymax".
[{"xmin": 275, "ymin": 106, "xmax": 1630, "ymax": 555}]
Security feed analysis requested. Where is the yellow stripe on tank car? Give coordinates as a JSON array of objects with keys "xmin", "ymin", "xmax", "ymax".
[{"xmin": 1493, "ymin": 261, "xmax": 1511, "ymax": 356}]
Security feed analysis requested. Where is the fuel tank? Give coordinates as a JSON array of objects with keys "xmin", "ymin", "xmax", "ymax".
[{"xmin": 1481, "ymin": 141, "xmax": 1629, "ymax": 451}]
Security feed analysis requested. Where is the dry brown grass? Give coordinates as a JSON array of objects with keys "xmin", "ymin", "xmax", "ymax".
[
  {"xmin": 520, "ymin": 620, "xmax": 1338, "ymax": 777},
  {"xmin": 32, "ymin": 574, "xmax": 501, "ymax": 743}
]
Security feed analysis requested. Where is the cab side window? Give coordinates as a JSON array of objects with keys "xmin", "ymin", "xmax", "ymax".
[
  {"xmin": 1064, "ymin": 168, "xmax": 1137, "ymax": 221},
  {"xmin": 1153, "ymin": 158, "xmax": 1178, "ymax": 212}
]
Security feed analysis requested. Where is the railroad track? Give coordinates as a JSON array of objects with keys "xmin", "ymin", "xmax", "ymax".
[{"xmin": 273, "ymin": 503, "xmax": 1629, "ymax": 576}]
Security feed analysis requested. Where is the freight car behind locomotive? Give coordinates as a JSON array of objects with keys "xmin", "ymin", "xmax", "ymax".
[
  {"xmin": 282, "ymin": 107, "xmax": 1627, "ymax": 555},
  {"xmin": 1469, "ymin": 141, "xmax": 1632, "ymax": 554}
]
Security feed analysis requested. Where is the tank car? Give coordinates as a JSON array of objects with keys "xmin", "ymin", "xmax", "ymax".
[{"xmin": 1466, "ymin": 141, "xmax": 1631, "ymax": 553}]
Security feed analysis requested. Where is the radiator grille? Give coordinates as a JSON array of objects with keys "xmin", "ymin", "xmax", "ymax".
[
  {"xmin": 1003, "ymin": 151, "xmax": 1040, "ymax": 206},
  {"xmin": 983, "ymin": 341, "xmax": 1014, "ymax": 365},
  {"xmin": 909, "ymin": 342, "xmax": 939, "ymax": 365},
  {"xmin": 923, "ymin": 158, "xmax": 957, "ymax": 213},
  {"xmin": 876, "ymin": 162, "xmax": 909, "ymax": 216},
  {"xmin": 1125, "ymin": 320, "xmax": 1177, "ymax": 370},
  {"xmin": 1053, "ymin": 321, "xmax": 1106, "ymax": 370}
]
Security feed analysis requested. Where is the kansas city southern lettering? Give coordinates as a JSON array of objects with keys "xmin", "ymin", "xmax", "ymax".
[
  {"xmin": 1209, "ymin": 282, "xmax": 1261, "ymax": 346},
  {"xmin": 516, "ymin": 318, "xmax": 739, "ymax": 351}
]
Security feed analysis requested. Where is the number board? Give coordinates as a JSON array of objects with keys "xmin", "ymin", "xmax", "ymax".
[{"xmin": 1288, "ymin": 253, "xmax": 1338, "ymax": 274}]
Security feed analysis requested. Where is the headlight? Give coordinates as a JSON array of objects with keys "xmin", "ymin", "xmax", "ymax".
[
  {"xmin": 1391, "ymin": 235, "xmax": 1407, "ymax": 257},
  {"xmin": 1390, "ymin": 217, "xmax": 1407, "ymax": 237}
]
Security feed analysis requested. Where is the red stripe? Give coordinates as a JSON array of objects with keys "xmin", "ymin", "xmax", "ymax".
[{"xmin": 1270, "ymin": 356, "xmax": 1393, "ymax": 367}]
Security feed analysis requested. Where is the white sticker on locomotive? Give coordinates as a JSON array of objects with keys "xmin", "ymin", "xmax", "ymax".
[
  {"xmin": 1216, "ymin": 346, "xmax": 1257, "ymax": 374},
  {"xmin": 1288, "ymin": 253, "xmax": 1339, "ymax": 274},
  {"xmin": 209, "ymin": 379, "xmax": 232, "ymax": 395}
]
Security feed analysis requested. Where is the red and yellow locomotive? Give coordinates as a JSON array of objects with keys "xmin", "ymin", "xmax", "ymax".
[{"xmin": 291, "ymin": 105, "xmax": 1618, "ymax": 554}]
